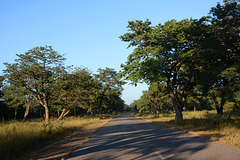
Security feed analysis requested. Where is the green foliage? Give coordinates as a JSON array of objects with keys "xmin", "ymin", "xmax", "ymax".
[
  {"xmin": 94, "ymin": 67, "xmax": 126, "ymax": 114},
  {"xmin": 3, "ymin": 46, "xmax": 66, "ymax": 123},
  {"xmin": 119, "ymin": 18, "xmax": 202, "ymax": 122},
  {"xmin": 2, "ymin": 46, "xmax": 126, "ymax": 122},
  {"xmin": 0, "ymin": 76, "xmax": 3, "ymax": 97},
  {"xmin": 52, "ymin": 67, "xmax": 96, "ymax": 112},
  {"xmin": 119, "ymin": 19, "xmax": 197, "ymax": 84},
  {"xmin": 132, "ymin": 82, "xmax": 172, "ymax": 114},
  {"xmin": 195, "ymin": 1, "xmax": 240, "ymax": 115},
  {"xmin": 127, "ymin": 1, "xmax": 240, "ymax": 118}
]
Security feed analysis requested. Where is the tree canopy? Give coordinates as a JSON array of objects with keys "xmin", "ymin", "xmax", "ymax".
[
  {"xmin": 119, "ymin": 0, "xmax": 240, "ymax": 122},
  {"xmin": 2, "ymin": 46, "xmax": 126, "ymax": 123}
]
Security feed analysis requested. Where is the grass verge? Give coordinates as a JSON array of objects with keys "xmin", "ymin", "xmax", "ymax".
[
  {"xmin": 0, "ymin": 115, "xmax": 113, "ymax": 160},
  {"xmin": 135, "ymin": 110, "xmax": 240, "ymax": 148}
]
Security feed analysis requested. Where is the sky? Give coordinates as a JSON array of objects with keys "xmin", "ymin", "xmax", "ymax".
[{"xmin": 0, "ymin": 0, "xmax": 221, "ymax": 105}]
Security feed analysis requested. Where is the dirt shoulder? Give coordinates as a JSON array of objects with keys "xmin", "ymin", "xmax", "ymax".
[{"xmin": 29, "ymin": 119, "xmax": 110, "ymax": 160}]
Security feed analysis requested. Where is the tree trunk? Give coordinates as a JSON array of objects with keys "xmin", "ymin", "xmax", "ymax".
[
  {"xmin": 23, "ymin": 105, "xmax": 30, "ymax": 121},
  {"xmin": 175, "ymin": 107, "xmax": 183, "ymax": 123},
  {"xmin": 14, "ymin": 108, "xmax": 17, "ymax": 120},
  {"xmin": 57, "ymin": 108, "xmax": 70, "ymax": 121},
  {"xmin": 32, "ymin": 95, "xmax": 50, "ymax": 123},
  {"xmin": 44, "ymin": 106, "xmax": 50, "ymax": 124},
  {"xmin": 169, "ymin": 91, "xmax": 183, "ymax": 123},
  {"xmin": 219, "ymin": 98, "xmax": 226, "ymax": 116},
  {"xmin": 212, "ymin": 92, "xmax": 223, "ymax": 116},
  {"xmin": 166, "ymin": 77, "xmax": 183, "ymax": 123}
]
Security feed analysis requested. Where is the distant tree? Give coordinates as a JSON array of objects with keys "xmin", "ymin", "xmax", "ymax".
[
  {"xmin": 0, "ymin": 76, "xmax": 3, "ymax": 98},
  {"xmin": 130, "ymin": 100, "xmax": 138, "ymax": 112},
  {"xmin": 94, "ymin": 68, "xmax": 125, "ymax": 114},
  {"xmin": 135, "ymin": 91, "xmax": 151, "ymax": 113},
  {"xmin": 3, "ymin": 46, "xmax": 66, "ymax": 124},
  {"xmin": 123, "ymin": 104, "xmax": 131, "ymax": 112},
  {"xmin": 147, "ymin": 82, "xmax": 171, "ymax": 114},
  {"xmin": 2, "ymin": 84, "xmax": 34, "ymax": 120}
]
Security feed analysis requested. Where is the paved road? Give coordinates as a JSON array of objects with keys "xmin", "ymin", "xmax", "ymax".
[{"xmin": 68, "ymin": 114, "xmax": 240, "ymax": 160}]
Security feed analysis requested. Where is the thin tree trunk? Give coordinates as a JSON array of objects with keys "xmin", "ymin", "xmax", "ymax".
[
  {"xmin": 23, "ymin": 105, "xmax": 30, "ymax": 121},
  {"xmin": 63, "ymin": 110, "xmax": 70, "ymax": 117},
  {"xmin": 194, "ymin": 106, "xmax": 197, "ymax": 112},
  {"xmin": 14, "ymin": 108, "xmax": 17, "ymax": 120},
  {"xmin": 57, "ymin": 108, "xmax": 70, "ymax": 121}
]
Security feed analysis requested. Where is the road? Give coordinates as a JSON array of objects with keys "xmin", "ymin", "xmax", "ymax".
[{"xmin": 68, "ymin": 114, "xmax": 240, "ymax": 160}]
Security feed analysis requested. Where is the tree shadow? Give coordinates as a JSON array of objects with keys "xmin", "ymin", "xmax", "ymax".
[{"xmin": 65, "ymin": 114, "xmax": 238, "ymax": 160}]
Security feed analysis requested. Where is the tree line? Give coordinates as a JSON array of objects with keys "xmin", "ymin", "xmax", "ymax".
[
  {"xmin": 119, "ymin": 0, "xmax": 240, "ymax": 122},
  {"xmin": 0, "ymin": 46, "xmax": 126, "ymax": 124},
  {"xmin": 0, "ymin": 0, "xmax": 239, "ymax": 124}
]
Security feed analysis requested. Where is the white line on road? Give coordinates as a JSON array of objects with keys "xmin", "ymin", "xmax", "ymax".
[{"xmin": 154, "ymin": 151, "xmax": 166, "ymax": 160}]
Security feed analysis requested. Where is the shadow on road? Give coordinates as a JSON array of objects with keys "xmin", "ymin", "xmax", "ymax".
[{"xmin": 67, "ymin": 114, "xmax": 230, "ymax": 160}]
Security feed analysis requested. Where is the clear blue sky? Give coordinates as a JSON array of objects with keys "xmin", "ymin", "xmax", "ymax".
[{"xmin": 0, "ymin": 0, "xmax": 221, "ymax": 105}]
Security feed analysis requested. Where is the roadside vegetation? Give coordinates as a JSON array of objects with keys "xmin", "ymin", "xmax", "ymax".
[
  {"xmin": 135, "ymin": 110, "xmax": 240, "ymax": 148},
  {"xmin": 0, "ymin": 115, "xmax": 113, "ymax": 160}
]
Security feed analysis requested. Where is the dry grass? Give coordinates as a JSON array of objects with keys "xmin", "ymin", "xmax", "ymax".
[
  {"xmin": 0, "ymin": 116, "xmax": 112, "ymax": 160},
  {"xmin": 136, "ymin": 110, "xmax": 240, "ymax": 148}
]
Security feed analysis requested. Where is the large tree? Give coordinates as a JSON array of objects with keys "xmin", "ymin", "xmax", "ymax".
[
  {"xmin": 196, "ymin": 0, "xmax": 240, "ymax": 115},
  {"xmin": 3, "ymin": 46, "xmax": 66, "ymax": 124},
  {"xmin": 119, "ymin": 19, "xmax": 199, "ymax": 122}
]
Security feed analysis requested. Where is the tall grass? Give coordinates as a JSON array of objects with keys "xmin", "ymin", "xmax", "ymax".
[
  {"xmin": 0, "ymin": 116, "xmax": 108, "ymax": 160},
  {"xmin": 136, "ymin": 110, "xmax": 240, "ymax": 148}
]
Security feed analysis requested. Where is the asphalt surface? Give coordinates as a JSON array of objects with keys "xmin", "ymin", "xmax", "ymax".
[{"xmin": 68, "ymin": 114, "xmax": 240, "ymax": 160}]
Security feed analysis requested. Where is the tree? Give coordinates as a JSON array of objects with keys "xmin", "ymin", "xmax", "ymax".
[
  {"xmin": 2, "ymin": 84, "xmax": 26, "ymax": 120},
  {"xmin": 147, "ymin": 82, "xmax": 172, "ymax": 114},
  {"xmin": 196, "ymin": 0, "xmax": 240, "ymax": 115},
  {"xmin": 3, "ymin": 46, "xmax": 66, "ymax": 124},
  {"xmin": 0, "ymin": 76, "xmax": 3, "ymax": 98},
  {"xmin": 119, "ymin": 19, "xmax": 199, "ymax": 122},
  {"xmin": 94, "ymin": 68, "xmax": 126, "ymax": 114},
  {"xmin": 53, "ymin": 67, "xmax": 97, "ymax": 120}
]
